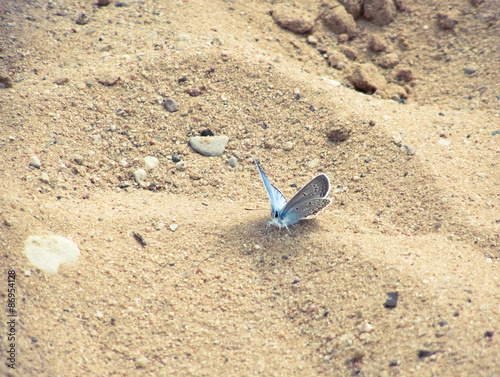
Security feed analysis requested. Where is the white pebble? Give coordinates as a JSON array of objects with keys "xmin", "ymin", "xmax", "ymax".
[{"xmin": 144, "ymin": 156, "xmax": 159, "ymax": 169}]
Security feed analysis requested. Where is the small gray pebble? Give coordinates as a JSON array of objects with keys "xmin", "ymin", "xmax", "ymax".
[
  {"xmin": 227, "ymin": 156, "xmax": 238, "ymax": 168},
  {"xmin": 163, "ymin": 98, "xmax": 179, "ymax": 113},
  {"xmin": 463, "ymin": 67, "xmax": 478, "ymax": 75},
  {"xmin": 175, "ymin": 161, "xmax": 186, "ymax": 171},
  {"xmin": 74, "ymin": 154, "xmax": 84, "ymax": 165},
  {"xmin": 155, "ymin": 222, "xmax": 165, "ymax": 230},
  {"xmin": 30, "ymin": 156, "xmax": 41, "ymax": 169},
  {"xmin": 170, "ymin": 223, "xmax": 179, "ymax": 232},
  {"xmin": 172, "ymin": 153, "xmax": 182, "ymax": 163},
  {"xmin": 133, "ymin": 169, "xmax": 147, "ymax": 183}
]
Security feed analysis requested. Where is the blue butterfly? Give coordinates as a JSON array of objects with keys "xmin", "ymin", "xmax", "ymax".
[{"xmin": 254, "ymin": 158, "xmax": 332, "ymax": 232}]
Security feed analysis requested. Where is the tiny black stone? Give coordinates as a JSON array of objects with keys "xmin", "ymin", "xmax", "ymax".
[
  {"xmin": 454, "ymin": 310, "xmax": 459, "ymax": 317},
  {"xmin": 438, "ymin": 321, "xmax": 448, "ymax": 327},
  {"xmin": 484, "ymin": 331, "xmax": 494, "ymax": 339},
  {"xmin": 418, "ymin": 350, "xmax": 436, "ymax": 359},
  {"xmin": 292, "ymin": 279, "xmax": 300, "ymax": 284},
  {"xmin": 383, "ymin": 292, "xmax": 399, "ymax": 308},
  {"xmin": 133, "ymin": 232, "xmax": 147, "ymax": 247},
  {"xmin": 200, "ymin": 128, "xmax": 214, "ymax": 136},
  {"xmin": 172, "ymin": 153, "xmax": 181, "ymax": 163}
]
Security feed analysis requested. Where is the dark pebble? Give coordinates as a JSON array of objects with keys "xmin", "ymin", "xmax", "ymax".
[
  {"xmin": 172, "ymin": 153, "xmax": 181, "ymax": 163},
  {"xmin": 292, "ymin": 279, "xmax": 300, "ymax": 284},
  {"xmin": 115, "ymin": 1, "xmax": 127, "ymax": 7},
  {"xmin": 383, "ymin": 292, "xmax": 399, "ymax": 308},
  {"xmin": 185, "ymin": 87, "xmax": 202, "ymax": 96},
  {"xmin": 463, "ymin": 67, "xmax": 478, "ymax": 74},
  {"xmin": 438, "ymin": 321, "xmax": 448, "ymax": 327},
  {"xmin": 326, "ymin": 126, "xmax": 351, "ymax": 142},
  {"xmin": 484, "ymin": 331, "xmax": 494, "ymax": 339},
  {"xmin": 76, "ymin": 13, "xmax": 89, "ymax": 25},
  {"xmin": 200, "ymin": 128, "xmax": 214, "ymax": 136},
  {"xmin": 492, "ymin": 130, "xmax": 500, "ymax": 136},
  {"xmin": 418, "ymin": 350, "xmax": 436, "ymax": 359},
  {"xmin": 454, "ymin": 310, "xmax": 459, "ymax": 317},
  {"xmin": 133, "ymin": 232, "xmax": 147, "ymax": 247},
  {"xmin": 0, "ymin": 76, "xmax": 14, "ymax": 88}
]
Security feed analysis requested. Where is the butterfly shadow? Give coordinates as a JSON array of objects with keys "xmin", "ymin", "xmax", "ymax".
[{"xmin": 225, "ymin": 211, "xmax": 332, "ymax": 262}]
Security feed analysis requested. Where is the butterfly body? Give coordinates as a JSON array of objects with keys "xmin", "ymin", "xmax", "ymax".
[{"xmin": 254, "ymin": 159, "xmax": 332, "ymax": 231}]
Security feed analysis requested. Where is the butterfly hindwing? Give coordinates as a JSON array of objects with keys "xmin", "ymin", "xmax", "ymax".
[
  {"xmin": 254, "ymin": 158, "xmax": 288, "ymax": 214},
  {"xmin": 280, "ymin": 198, "xmax": 332, "ymax": 226}
]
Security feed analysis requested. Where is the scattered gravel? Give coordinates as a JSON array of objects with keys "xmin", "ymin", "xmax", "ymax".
[
  {"xmin": 74, "ymin": 154, "xmax": 84, "ymax": 165},
  {"xmin": 40, "ymin": 172, "xmax": 50, "ymax": 184},
  {"xmin": 163, "ymin": 98, "xmax": 179, "ymax": 112},
  {"xmin": 227, "ymin": 156, "xmax": 238, "ymax": 168},
  {"xmin": 133, "ymin": 169, "xmax": 146, "ymax": 183},
  {"xmin": 144, "ymin": 156, "xmax": 159, "ymax": 169},
  {"xmin": 30, "ymin": 156, "xmax": 41, "ymax": 169},
  {"xmin": 175, "ymin": 161, "xmax": 187, "ymax": 171}
]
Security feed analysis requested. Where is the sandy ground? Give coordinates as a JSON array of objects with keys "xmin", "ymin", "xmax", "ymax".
[{"xmin": 0, "ymin": 0, "xmax": 499, "ymax": 376}]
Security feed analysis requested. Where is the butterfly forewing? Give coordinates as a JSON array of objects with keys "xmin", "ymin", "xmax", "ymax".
[
  {"xmin": 254, "ymin": 159, "xmax": 288, "ymax": 213},
  {"xmin": 283, "ymin": 174, "xmax": 331, "ymax": 210}
]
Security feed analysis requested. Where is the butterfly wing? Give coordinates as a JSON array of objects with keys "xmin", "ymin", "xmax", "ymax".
[
  {"xmin": 280, "ymin": 198, "xmax": 332, "ymax": 226},
  {"xmin": 254, "ymin": 158, "xmax": 288, "ymax": 213},
  {"xmin": 279, "ymin": 174, "xmax": 331, "ymax": 225}
]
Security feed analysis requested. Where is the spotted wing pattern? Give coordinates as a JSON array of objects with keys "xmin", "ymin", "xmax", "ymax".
[{"xmin": 279, "ymin": 198, "xmax": 332, "ymax": 226}]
